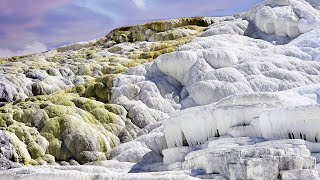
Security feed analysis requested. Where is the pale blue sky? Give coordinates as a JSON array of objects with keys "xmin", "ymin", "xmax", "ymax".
[{"xmin": 0, "ymin": 0, "xmax": 262, "ymax": 57}]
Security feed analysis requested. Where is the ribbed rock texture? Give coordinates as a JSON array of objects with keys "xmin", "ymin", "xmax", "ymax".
[{"xmin": 1, "ymin": 0, "xmax": 320, "ymax": 179}]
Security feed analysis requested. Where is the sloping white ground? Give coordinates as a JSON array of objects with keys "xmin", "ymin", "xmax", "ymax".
[
  {"xmin": 2, "ymin": 0, "xmax": 320, "ymax": 179},
  {"xmin": 112, "ymin": 21, "xmax": 320, "ymax": 128},
  {"xmin": 2, "ymin": 138, "xmax": 320, "ymax": 180},
  {"xmin": 0, "ymin": 161, "xmax": 198, "ymax": 180},
  {"xmin": 108, "ymin": 0, "xmax": 320, "ymax": 178}
]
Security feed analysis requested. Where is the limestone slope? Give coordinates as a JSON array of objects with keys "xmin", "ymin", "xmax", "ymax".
[
  {"xmin": 0, "ymin": 17, "xmax": 220, "ymax": 167},
  {"xmin": 1, "ymin": 0, "xmax": 320, "ymax": 179}
]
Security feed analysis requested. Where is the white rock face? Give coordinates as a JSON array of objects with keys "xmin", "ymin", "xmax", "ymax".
[
  {"xmin": 201, "ymin": 19, "xmax": 249, "ymax": 37},
  {"xmin": 3, "ymin": 0, "xmax": 320, "ymax": 179},
  {"xmin": 164, "ymin": 86, "xmax": 320, "ymax": 148},
  {"xmin": 113, "ymin": 31, "xmax": 320, "ymax": 117},
  {"xmin": 202, "ymin": 49, "xmax": 238, "ymax": 68},
  {"xmin": 156, "ymin": 51, "xmax": 198, "ymax": 86},
  {"xmin": 0, "ymin": 55, "xmax": 88, "ymax": 104},
  {"xmin": 180, "ymin": 137, "xmax": 316, "ymax": 179},
  {"xmin": 244, "ymin": 0, "xmax": 320, "ymax": 38},
  {"xmin": 254, "ymin": 105, "xmax": 320, "ymax": 141},
  {"xmin": 0, "ymin": 163, "xmax": 199, "ymax": 180},
  {"xmin": 106, "ymin": 1, "xmax": 320, "ymax": 178},
  {"xmin": 289, "ymin": 29, "xmax": 320, "ymax": 60},
  {"xmin": 107, "ymin": 2, "xmax": 320, "ymax": 179}
]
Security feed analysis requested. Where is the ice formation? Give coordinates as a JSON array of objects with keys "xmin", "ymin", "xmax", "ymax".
[
  {"xmin": 164, "ymin": 88, "xmax": 320, "ymax": 148},
  {"xmin": 1, "ymin": 0, "xmax": 320, "ymax": 179}
]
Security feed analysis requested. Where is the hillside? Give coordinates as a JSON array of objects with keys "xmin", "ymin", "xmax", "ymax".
[{"xmin": 1, "ymin": 0, "xmax": 320, "ymax": 179}]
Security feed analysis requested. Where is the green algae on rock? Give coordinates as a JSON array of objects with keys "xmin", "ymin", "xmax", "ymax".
[
  {"xmin": 0, "ymin": 91, "xmax": 140, "ymax": 165},
  {"xmin": 0, "ymin": 16, "xmax": 222, "ymax": 105},
  {"xmin": 0, "ymin": 16, "xmax": 230, "ymax": 167}
]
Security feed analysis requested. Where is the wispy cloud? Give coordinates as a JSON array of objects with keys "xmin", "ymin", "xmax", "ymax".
[
  {"xmin": 0, "ymin": 41, "xmax": 48, "ymax": 58},
  {"xmin": 0, "ymin": 0, "xmax": 73, "ymax": 55},
  {"xmin": 132, "ymin": 0, "xmax": 147, "ymax": 10},
  {"xmin": 72, "ymin": 0, "xmax": 124, "ymax": 22},
  {"xmin": 0, "ymin": 0, "xmax": 72, "ymax": 30}
]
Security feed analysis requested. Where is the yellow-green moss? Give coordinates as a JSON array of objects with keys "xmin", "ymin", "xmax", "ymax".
[
  {"xmin": 0, "ymin": 89, "xmax": 127, "ymax": 163},
  {"xmin": 86, "ymin": 50, "xmax": 97, "ymax": 59},
  {"xmin": 0, "ymin": 16, "xmax": 212, "ymax": 166},
  {"xmin": 104, "ymin": 104, "xmax": 126, "ymax": 116},
  {"xmin": 72, "ymin": 97, "xmax": 105, "ymax": 112},
  {"xmin": 28, "ymin": 141, "xmax": 45, "ymax": 159},
  {"xmin": 6, "ymin": 131, "xmax": 32, "ymax": 165},
  {"xmin": 0, "ymin": 113, "xmax": 14, "ymax": 127},
  {"xmin": 0, "ymin": 56, "xmax": 21, "ymax": 65},
  {"xmin": 90, "ymin": 108, "xmax": 120, "ymax": 125}
]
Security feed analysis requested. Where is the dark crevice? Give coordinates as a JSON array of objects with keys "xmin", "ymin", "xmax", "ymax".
[
  {"xmin": 215, "ymin": 129, "xmax": 220, "ymax": 137},
  {"xmin": 0, "ymin": 98, "xmax": 7, "ymax": 102},
  {"xmin": 181, "ymin": 131, "xmax": 189, "ymax": 146}
]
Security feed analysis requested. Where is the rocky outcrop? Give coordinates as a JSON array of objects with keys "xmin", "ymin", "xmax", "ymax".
[
  {"xmin": 0, "ymin": 15, "xmax": 218, "ymax": 168},
  {"xmin": 0, "ymin": 16, "xmax": 212, "ymax": 106},
  {"xmin": 105, "ymin": 17, "xmax": 231, "ymax": 43},
  {"xmin": 0, "ymin": 130, "xmax": 21, "ymax": 170},
  {"xmin": 1, "ymin": 0, "xmax": 320, "ymax": 179},
  {"xmin": 175, "ymin": 138, "xmax": 318, "ymax": 179},
  {"xmin": 0, "ymin": 92, "xmax": 142, "ymax": 165}
]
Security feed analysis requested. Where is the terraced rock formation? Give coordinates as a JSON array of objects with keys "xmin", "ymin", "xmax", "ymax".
[
  {"xmin": 1, "ymin": 0, "xmax": 320, "ymax": 179},
  {"xmin": 0, "ymin": 17, "xmax": 221, "ymax": 168}
]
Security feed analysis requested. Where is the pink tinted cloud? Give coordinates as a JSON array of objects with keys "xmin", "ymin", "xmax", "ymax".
[
  {"xmin": 0, "ymin": 0, "xmax": 72, "ymax": 16},
  {"xmin": 0, "ymin": 0, "xmax": 72, "ymax": 30},
  {"xmin": 0, "ymin": 0, "xmax": 72, "ymax": 49}
]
